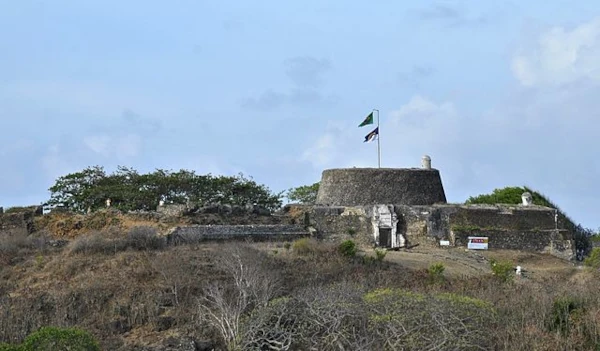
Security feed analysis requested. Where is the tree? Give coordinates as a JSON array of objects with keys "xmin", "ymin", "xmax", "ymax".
[
  {"xmin": 286, "ymin": 182, "xmax": 320, "ymax": 204},
  {"xmin": 47, "ymin": 167, "xmax": 283, "ymax": 213},
  {"xmin": 47, "ymin": 166, "xmax": 107, "ymax": 213}
]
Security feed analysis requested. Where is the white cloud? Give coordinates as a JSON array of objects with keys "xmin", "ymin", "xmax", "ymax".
[
  {"xmin": 84, "ymin": 134, "xmax": 142, "ymax": 159},
  {"xmin": 512, "ymin": 17, "xmax": 600, "ymax": 87},
  {"xmin": 83, "ymin": 135, "xmax": 112, "ymax": 157}
]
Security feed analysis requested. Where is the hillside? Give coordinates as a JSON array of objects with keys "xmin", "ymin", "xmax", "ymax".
[{"xmin": 0, "ymin": 207, "xmax": 598, "ymax": 350}]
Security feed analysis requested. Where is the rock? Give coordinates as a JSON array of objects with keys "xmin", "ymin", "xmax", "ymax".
[
  {"xmin": 155, "ymin": 316, "xmax": 175, "ymax": 332},
  {"xmin": 231, "ymin": 205, "xmax": 246, "ymax": 215},
  {"xmin": 196, "ymin": 340, "xmax": 216, "ymax": 351},
  {"xmin": 252, "ymin": 205, "xmax": 271, "ymax": 216},
  {"xmin": 201, "ymin": 204, "xmax": 220, "ymax": 214},
  {"xmin": 108, "ymin": 319, "xmax": 131, "ymax": 334},
  {"xmin": 161, "ymin": 336, "xmax": 209, "ymax": 351},
  {"xmin": 48, "ymin": 240, "xmax": 69, "ymax": 248},
  {"xmin": 219, "ymin": 204, "xmax": 232, "ymax": 214}
]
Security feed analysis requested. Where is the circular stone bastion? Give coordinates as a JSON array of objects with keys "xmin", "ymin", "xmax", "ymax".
[{"xmin": 316, "ymin": 168, "xmax": 447, "ymax": 206}]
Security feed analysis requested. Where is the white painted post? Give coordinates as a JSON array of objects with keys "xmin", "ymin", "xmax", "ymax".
[
  {"xmin": 422, "ymin": 155, "xmax": 431, "ymax": 169},
  {"xmin": 521, "ymin": 192, "xmax": 532, "ymax": 206}
]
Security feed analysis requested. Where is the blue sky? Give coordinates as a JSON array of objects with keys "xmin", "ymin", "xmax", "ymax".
[{"xmin": 1, "ymin": 1, "xmax": 600, "ymax": 229}]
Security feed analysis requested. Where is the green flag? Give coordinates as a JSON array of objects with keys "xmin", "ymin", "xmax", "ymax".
[{"xmin": 358, "ymin": 112, "xmax": 374, "ymax": 127}]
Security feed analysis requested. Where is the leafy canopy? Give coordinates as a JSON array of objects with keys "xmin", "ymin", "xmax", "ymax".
[
  {"xmin": 286, "ymin": 182, "xmax": 319, "ymax": 204},
  {"xmin": 47, "ymin": 166, "xmax": 283, "ymax": 213}
]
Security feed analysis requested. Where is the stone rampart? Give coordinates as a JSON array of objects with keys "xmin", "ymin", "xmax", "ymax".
[
  {"xmin": 166, "ymin": 224, "xmax": 309, "ymax": 244},
  {"xmin": 316, "ymin": 168, "xmax": 447, "ymax": 206},
  {"xmin": 451, "ymin": 229, "xmax": 573, "ymax": 260},
  {"xmin": 302, "ymin": 203, "xmax": 573, "ymax": 258},
  {"xmin": 0, "ymin": 206, "xmax": 42, "ymax": 233},
  {"xmin": 447, "ymin": 205, "xmax": 556, "ymax": 231}
]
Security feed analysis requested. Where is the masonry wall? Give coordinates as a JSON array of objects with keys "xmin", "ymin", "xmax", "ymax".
[
  {"xmin": 0, "ymin": 206, "xmax": 42, "ymax": 233},
  {"xmin": 167, "ymin": 224, "xmax": 309, "ymax": 244},
  {"xmin": 451, "ymin": 229, "xmax": 573, "ymax": 259},
  {"xmin": 316, "ymin": 168, "xmax": 447, "ymax": 206},
  {"xmin": 307, "ymin": 203, "xmax": 573, "ymax": 258},
  {"xmin": 308, "ymin": 206, "xmax": 373, "ymax": 246},
  {"xmin": 447, "ymin": 205, "xmax": 557, "ymax": 231}
]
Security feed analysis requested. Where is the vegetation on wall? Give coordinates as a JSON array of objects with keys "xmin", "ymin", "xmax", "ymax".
[
  {"xmin": 46, "ymin": 166, "xmax": 283, "ymax": 213},
  {"xmin": 466, "ymin": 186, "xmax": 595, "ymax": 252}
]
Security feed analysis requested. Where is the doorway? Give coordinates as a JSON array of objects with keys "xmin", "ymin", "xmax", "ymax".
[{"xmin": 379, "ymin": 227, "xmax": 392, "ymax": 247}]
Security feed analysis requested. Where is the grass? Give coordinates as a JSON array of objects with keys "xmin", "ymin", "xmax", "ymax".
[{"xmin": 0, "ymin": 222, "xmax": 598, "ymax": 350}]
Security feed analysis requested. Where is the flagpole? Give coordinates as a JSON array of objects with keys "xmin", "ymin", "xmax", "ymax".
[{"xmin": 374, "ymin": 109, "xmax": 380, "ymax": 168}]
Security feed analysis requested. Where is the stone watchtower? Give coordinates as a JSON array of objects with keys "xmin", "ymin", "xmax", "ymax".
[
  {"xmin": 314, "ymin": 163, "xmax": 447, "ymax": 249},
  {"xmin": 315, "ymin": 167, "xmax": 447, "ymax": 207}
]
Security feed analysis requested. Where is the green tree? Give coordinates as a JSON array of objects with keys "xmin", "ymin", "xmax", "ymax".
[
  {"xmin": 47, "ymin": 166, "xmax": 107, "ymax": 213},
  {"xmin": 287, "ymin": 182, "xmax": 319, "ymax": 204},
  {"xmin": 47, "ymin": 167, "xmax": 283, "ymax": 213}
]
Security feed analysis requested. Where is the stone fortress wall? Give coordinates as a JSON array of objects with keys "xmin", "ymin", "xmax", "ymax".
[{"xmin": 307, "ymin": 156, "xmax": 574, "ymax": 259}]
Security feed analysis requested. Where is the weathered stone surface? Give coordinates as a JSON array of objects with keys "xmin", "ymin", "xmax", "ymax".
[
  {"xmin": 451, "ymin": 229, "xmax": 572, "ymax": 257},
  {"xmin": 447, "ymin": 204, "xmax": 556, "ymax": 231},
  {"xmin": 167, "ymin": 224, "xmax": 309, "ymax": 244},
  {"xmin": 316, "ymin": 168, "xmax": 447, "ymax": 206},
  {"xmin": 0, "ymin": 211, "xmax": 35, "ymax": 233},
  {"xmin": 157, "ymin": 204, "xmax": 187, "ymax": 217},
  {"xmin": 305, "ymin": 203, "xmax": 573, "ymax": 258},
  {"xmin": 309, "ymin": 206, "xmax": 372, "ymax": 245}
]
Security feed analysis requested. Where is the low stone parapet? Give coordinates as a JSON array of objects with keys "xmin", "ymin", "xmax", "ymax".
[{"xmin": 166, "ymin": 224, "xmax": 310, "ymax": 244}]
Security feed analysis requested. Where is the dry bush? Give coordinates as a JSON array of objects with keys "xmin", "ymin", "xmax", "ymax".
[
  {"xmin": 198, "ymin": 244, "xmax": 281, "ymax": 350},
  {"xmin": 291, "ymin": 238, "xmax": 319, "ymax": 255},
  {"xmin": 124, "ymin": 226, "xmax": 166, "ymax": 251},
  {"xmin": 0, "ymin": 228, "xmax": 34, "ymax": 264},
  {"xmin": 363, "ymin": 288, "xmax": 497, "ymax": 350},
  {"xmin": 69, "ymin": 226, "xmax": 166, "ymax": 255},
  {"xmin": 68, "ymin": 231, "xmax": 120, "ymax": 255},
  {"xmin": 239, "ymin": 282, "xmax": 372, "ymax": 351}
]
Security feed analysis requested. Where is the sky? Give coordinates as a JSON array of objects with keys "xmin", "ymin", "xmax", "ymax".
[{"xmin": 1, "ymin": 1, "xmax": 600, "ymax": 229}]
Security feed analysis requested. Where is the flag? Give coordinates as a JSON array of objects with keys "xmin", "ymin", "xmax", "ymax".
[
  {"xmin": 358, "ymin": 112, "xmax": 374, "ymax": 127},
  {"xmin": 364, "ymin": 127, "xmax": 379, "ymax": 142}
]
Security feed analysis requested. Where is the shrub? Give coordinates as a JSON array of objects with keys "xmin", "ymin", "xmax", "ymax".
[
  {"xmin": 363, "ymin": 288, "xmax": 497, "ymax": 350},
  {"xmin": 427, "ymin": 262, "xmax": 445, "ymax": 283},
  {"xmin": 374, "ymin": 248, "xmax": 387, "ymax": 262},
  {"xmin": 338, "ymin": 240, "xmax": 357, "ymax": 257},
  {"xmin": 283, "ymin": 242, "xmax": 291, "ymax": 250},
  {"xmin": 125, "ymin": 226, "xmax": 166, "ymax": 251},
  {"xmin": 0, "ymin": 343, "xmax": 19, "ymax": 351},
  {"xmin": 20, "ymin": 326, "xmax": 100, "ymax": 351},
  {"xmin": 292, "ymin": 238, "xmax": 313, "ymax": 255},
  {"xmin": 548, "ymin": 296, "xmax": 584, "ymax": 336},
  {"xmin": 69, "ymin": 231, "xmax": 116, "ymax": 255},
  {"xmin": 490, "ymin": 258, "xmax": 514, "ymax": 283},
  {"xmin": 0, "ymin": 228, "xmax": 33, "ymax": 252},
  {"xmin": 584, "ymin": 247, "xmax": 600, "ymax": 268},
  {"xmin": 347, "ymin": 228, "xmax": 357, "ymax": 236}
]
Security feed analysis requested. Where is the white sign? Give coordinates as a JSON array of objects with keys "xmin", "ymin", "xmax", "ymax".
[
  {"xmin": 439, "ymin": 240, "xmax": 450, "ymax": 246},
  {"xmin": 467, "ymin": 236, "xmax": 488, "ymax": 250}
]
